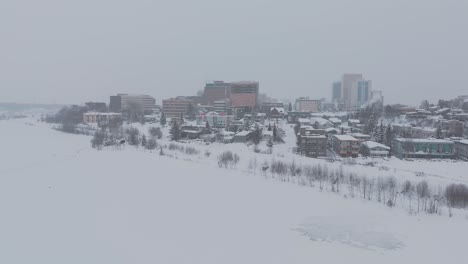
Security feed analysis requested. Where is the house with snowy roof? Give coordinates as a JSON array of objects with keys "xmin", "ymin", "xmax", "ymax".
[{"xmin": 360, "ymin": 141, "xmax": 390, "ymax": 158}]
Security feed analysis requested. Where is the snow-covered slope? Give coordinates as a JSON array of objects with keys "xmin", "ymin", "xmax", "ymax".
[{"xmin": 1, "ymin": 118, "xmax": 467, "ymax": 263}]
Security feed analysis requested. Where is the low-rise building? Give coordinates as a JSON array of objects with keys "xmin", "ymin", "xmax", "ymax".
[
  {"xmin": 300, "ymin": 134, "xmax": 327, "ymax": 157},
  {"xmin": 310, "ymin": 117, "xmax": 334, "ymax": 129},
  {"xmin": 197, "ymin": 112, "xmax": 235, "ymax": 128},
  {"xmin": 328, "ymin": 117, "xmax": 342, "ymax": 127},
  {"xmin": 392, "ymin": 138, "xmax": 455, "ymax": 159},
  {"xmin": 332, "ymin": 135, "xmax": 360, "ymax": 157},
  {"xmin": 360, "ymin": 141, "xmax": 390, "ymax": 158},
  {"xmin": 298, "ymin": 118, "xmax": 311, "ymax": 126},
  {"xmin": 233, "ymin": 131, "xmax": 253, "ymax": 143},
  {"xmin": 162, "ymin": 97, "xmax": 193, "ymax": 119},
  {"xmin": 287, "ymin": 112, "xmax": 310, "ymax": 124},
  {"xmin": 270, "ymin": 107, "xmax": 285, "ymax": 120},
  {"xmin": 446, "ymin": 120, "xmax": 464, "ymax": 137},
  {"xmin": 455, "ymin": 140, "xmax": 468, "ymax": 160},
  {"xmin": 261, "ymin": 102, "xmax": 284, "ymax": 114},
  {"xmin": 83, "ymin": 112, "xmax": 122, "ymax": 125},
  {"xmin": 295, "ymin": 97, "xmax": 321, "ymax": 113}
]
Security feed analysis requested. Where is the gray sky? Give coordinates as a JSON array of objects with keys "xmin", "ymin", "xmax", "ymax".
[{"xmin": 1, "ymin": 0, "xmax": 467, "ymax": 106}]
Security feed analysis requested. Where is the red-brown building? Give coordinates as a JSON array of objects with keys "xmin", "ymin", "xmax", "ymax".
[
  {"xmin": 230, "ymin": 81, "xmax": 259, "ymax": 111},
  {"xmin": 203, "ymin": 81, "xmax": 231, "ymax": 106}
]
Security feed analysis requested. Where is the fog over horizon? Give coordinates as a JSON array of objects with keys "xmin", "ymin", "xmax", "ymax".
[{"xmin": 1, "ymin": 0, "xmax": 467, "ymax": 106}]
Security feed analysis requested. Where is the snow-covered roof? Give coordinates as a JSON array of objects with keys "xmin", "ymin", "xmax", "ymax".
[
  {"xmin": 235, "ymin": 131, "xmax": 252, "ymax": 136},
  {"xmin": 362, "ymin": 141, "xmax": 390, "ymax": 150},
  {"xmin": 310, "ymin": 117, "xmax": 332, "ymax": 126},
  {"xmin": 271, "ymin": 107, "xmax": 285, "ymax": 114},
  {"xmin": 84, "ymin": 112, "xmax": 121, "ymax": 116},
  {"xmin": 329, "ymin": 117, "xmax": 341, "ymax": 123},
  {"xmin": 333, "ymin": 135, "xmax": 359, "ymax": 141},
  {"xmin": 298, "ymin": 118, "xmax": 310, "ymax": 123},
  {"xmin": 302, "ymin": 135, "xmax": 327, "ymax": 139},
  {"xmin": 348, "ymin": 119, "xmax": 360, "ymax": 124},
  {"xmin": 220, "ymin": 131, "xmax": 235, "ymax": 136},
  {"xmin": 435, "ymin": 108, "xmax": 450, "ymax": 114},
  {"xmin": 325, "ymin": 127, "xmax": 340, "ymax": 132},
  {"xmin": 182, "ymin": 130, "xmax": 202, "ymax": 134},
  {"xmin": 394, "ymin": 138, "xmax": 454, "ymax": 144},
  {"xmin": 456, "ymin": 140, "xmax": 468, "ymax": 145},
  {"xmin": 350, "ymin": 133, "xmax": 371, "ymax": 138}
]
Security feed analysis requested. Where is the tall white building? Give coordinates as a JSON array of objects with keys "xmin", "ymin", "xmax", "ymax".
[
  {"xmin": 349, "ymin": 79, "xmax": 372, "ymax": 110},
  {"xmin": 339, "ymin": 74, "xmax": 373, "ymax": 111}
]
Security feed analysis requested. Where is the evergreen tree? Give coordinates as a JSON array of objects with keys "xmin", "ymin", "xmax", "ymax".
[
  {"xmin": 385, "ymin": 125, "xmax": 394, "ymax": 146},
  {"xmin": 170, "ymin": 121, "xmax": 181, "ymax": 141},
  {"xmin": 268, "ymin": 123, "xmax": 272, "ymax": 131},
  {"xmin": 371, "ymin": 124, "xmax": 380, "ymax": 142},
  {"xmin": 376, "ymin": 121, "xmax": 385, "ymax": 143},
  {"xmin": 365, "ymin": 113, "xmax": 377, "ymax": 135},
  {"xmin": 420, "ymin": 100, "xmax": 430, "ymax": 110},
  {"xmin": 252, "ymin": 126, "xmax": 261, "ymax": 145},
  {"xmin": 160, "ymin": 112, "xmax": 166, "ymax": 126},
  {"xmin": 435, "ymin": 123, "xmax": 443, "ymax": 139},
  {"xmin": 288, "ymin": 102, "xmax": 293, "ymax": 112},
  {"xmin": 267, "ymin": 138, "xmax": 274, "ymax": 148},
  {"xmin": 273, "ymin": 125, "xmax": 277, "ymax": 141},
  {"xmin": 205, "ymin": 121, "xmax": 211, "ymax": 130},
  {"xmin": 180, "ymin": 112, "xmax": 184, "ymax": 124},
  {"xmin": 141, "ymin": 134, "xmax": 147, "ymax": 147},
  {"xmin": 186, "ymin": 103, "xmax": 196, "ymax": 120},
  {"xmin": 294, "ymin": 122, "xmax": 300, "ymax": 136}
]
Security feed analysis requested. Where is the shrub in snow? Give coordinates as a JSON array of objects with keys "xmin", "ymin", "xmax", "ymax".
[
  {"xmin": 217, "ymin": 151, "xmax": 240, "ymax": 168},
  {"xmin": 148, "ymin": 127, "xmax": 163, "ymax": 139},
  {"xmin": 125, "ymin": 127, "xmax": 140, "ymax": 146},
  {"xmin": 445, "ymin": 183, "xmax": 468, "ymax": 209},
  {"xmin": 146, "ymin": 138, "xmax": 158, "ymax": 150},
  {"xmin": 184, "ymin": 146, "xmax": 199, "ymax": 155},
  {"xmin": 168, "ymin": 143, "xmax": 184, "ymax": 151},
  {"xmin": 91, "ymin": 130, "xmax": 106, "ymax": 149}
]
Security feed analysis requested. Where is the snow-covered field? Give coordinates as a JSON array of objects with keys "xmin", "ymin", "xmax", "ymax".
[{"xmin": 1, "ymin": 118, "xmax": 468, "ymax": 263}]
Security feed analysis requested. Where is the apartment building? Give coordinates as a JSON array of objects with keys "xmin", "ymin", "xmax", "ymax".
[{"xmin": 332, "ymin": 135, "xmax": 360, "ymax": 157}]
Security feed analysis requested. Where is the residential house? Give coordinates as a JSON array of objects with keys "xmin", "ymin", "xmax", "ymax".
[
  {"xmin": 287, "ymin": 111, "xmax": 310, "ymax": 124},
  {"xmin": 360, "ymin": 141, "xmax": 390, "ymax": 158},
  {"xmin": 270, "ymin": 107, "xmax": 285, "ymax": 120},
  {"xmin": 197, "ymin": 112, "xmax": 234, "ymax": 128},
  {"xmin": 233, "ymin": 131, "xmax": 253, "ymax": 143}
]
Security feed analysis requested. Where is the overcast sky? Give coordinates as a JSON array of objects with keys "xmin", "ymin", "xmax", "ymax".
[{"xmin": 1, "ymin": 0, "xmax": 467, "ymax": 106}]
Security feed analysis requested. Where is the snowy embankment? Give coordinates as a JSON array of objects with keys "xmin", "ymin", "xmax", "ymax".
[{"xmin": 1, "ymin": 118, "xmax": 468, "ymax": 264}]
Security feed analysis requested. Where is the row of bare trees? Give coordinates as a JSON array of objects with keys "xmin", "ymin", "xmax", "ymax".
[{"xmin": 248, "ymin": 158, "xmax": 468, "ymax": 216}]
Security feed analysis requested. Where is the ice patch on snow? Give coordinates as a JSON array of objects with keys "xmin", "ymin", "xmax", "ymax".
[{"xmin": 295, "ymin": 216, "xmax": 405, "ymax": 251}]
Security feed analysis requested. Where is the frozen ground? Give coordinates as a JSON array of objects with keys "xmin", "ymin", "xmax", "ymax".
[{"xmin": 1, "ymin": 118, "xmax": 468, "ymax": 263}]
